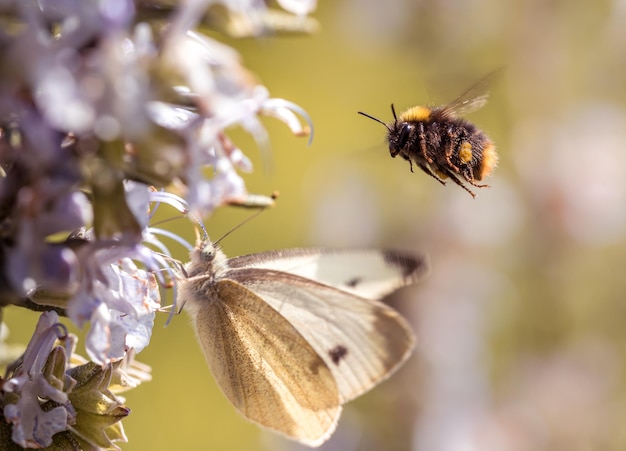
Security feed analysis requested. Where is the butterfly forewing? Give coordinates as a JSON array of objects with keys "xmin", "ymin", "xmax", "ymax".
[
  {"xmin": 225, "ymin": 268, "xmax": 416, "ymax": 403},
  {"xmin": 192, "ymin": 278, "xmax": 341, "ymax": 446},
  {"xmin": 227, "ymin": 248, "xmax": 427, "ymax": 301}
]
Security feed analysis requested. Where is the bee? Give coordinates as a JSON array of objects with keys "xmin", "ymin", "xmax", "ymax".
[{"xmin": 358, "ymin": 73, "xmax": 498, "ymax": 198}]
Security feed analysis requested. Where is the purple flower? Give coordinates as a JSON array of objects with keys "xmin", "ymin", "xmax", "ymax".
[
  {"xmin": 0, "ymin": 0, "xmax": 317, "ymax": 447},
  {"xmin": 2, "ymin": 312, "xmax": 71, "ymax": 448}
]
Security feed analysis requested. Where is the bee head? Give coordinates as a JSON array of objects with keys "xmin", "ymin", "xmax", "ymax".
[
  {"xmin": 387, "ymin": 109, "xmax": 413, "ymax": 158},
  {"xmin": 358, "ymin": 104, "xmax": 409, "ymax": 158}
]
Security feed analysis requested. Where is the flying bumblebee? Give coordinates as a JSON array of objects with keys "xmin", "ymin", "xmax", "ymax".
[{"xmin": 358, "ymin": 73, "xmax": 498, "ymax": 198}]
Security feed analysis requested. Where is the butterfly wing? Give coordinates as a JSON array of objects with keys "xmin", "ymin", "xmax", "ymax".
[
  {"xmin": 227, "ymin": 248, "xmax": 428, "ymax": 301},
  {"xmin": 224, "ymin": 267, "xmax": 416, "ymax": 403},
  {"xmin": 192, "ymin": 278, "xmax": 341, "ymax": 446}
]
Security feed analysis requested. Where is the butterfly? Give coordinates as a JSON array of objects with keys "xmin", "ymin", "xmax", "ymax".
[{"xmin": 178, "ymin": 239, "xmax": 428, "ymax": 447}]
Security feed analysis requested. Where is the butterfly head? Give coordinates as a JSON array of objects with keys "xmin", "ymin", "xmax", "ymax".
[
  {"xmin": 185, "ymin": 238, "xmax": 229, "ymax": 280},
  {"xmin": 198, "ymin": 240, "xmax": 218, "ymax": 263}
]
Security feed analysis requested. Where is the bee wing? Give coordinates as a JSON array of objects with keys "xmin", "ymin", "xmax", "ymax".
[
  {"xmin": 227, "ymin": 248, "xmax": 428, "ymax": 301},
  {"xmin": 193, "ymin": 278, "xmax": 341, "ymax": 447},
  {"xmin": 437, "ymin": 70, "xmax": 500, "ymax": 119},
  {"xmin": 224, "ymin": 267, "xmax": 416, "ymax": 404}
]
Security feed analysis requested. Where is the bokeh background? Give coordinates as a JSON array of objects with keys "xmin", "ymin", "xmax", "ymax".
[{"xmin": 7, "ymin": 0, "xmax": 626, "ymax": 449}]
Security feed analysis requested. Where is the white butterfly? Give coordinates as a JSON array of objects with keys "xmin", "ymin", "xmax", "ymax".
[{"xmin": 179, "ymin": 240, "xmax": 428, "ymax": 447}]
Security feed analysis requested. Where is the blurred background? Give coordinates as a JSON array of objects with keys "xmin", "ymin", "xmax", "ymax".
[{"xmin": 7, "ymin": 0, "xmax": 626, "ymax": 449}]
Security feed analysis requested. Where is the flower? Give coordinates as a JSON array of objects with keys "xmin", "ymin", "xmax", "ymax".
[
  {"xmin": 2, "ymin": 311, "xmax": 152, "ymax": 449},
  {"xmin": 2, "ymin": 312, "xmax": 76, "ymax": 448},
  {"xmin": 0, "ymin": 0, "xmax": 316, "ymax": 447}
]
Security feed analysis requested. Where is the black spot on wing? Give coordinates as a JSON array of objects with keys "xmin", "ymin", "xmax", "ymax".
[
  {"xmin": 344, "ymin": 277, "xmax": 362, "ymax": 288},
  {"xmin": 382, "ymin": 250, "xmax": 429, "ymax": 280},
  {"xmin": 329, "ymin": 345, "xmax": 348, "ymax": 365}
]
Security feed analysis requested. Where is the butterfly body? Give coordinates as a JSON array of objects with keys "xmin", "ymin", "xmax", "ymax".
[{"xmin": 180, "ymin": 240, "xmax": 427, "ymax": 447}]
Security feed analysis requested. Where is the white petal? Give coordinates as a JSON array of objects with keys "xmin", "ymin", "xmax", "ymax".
[{"xmin": 277, "ymin": 0, "xmax": 317, "ymax": 16}]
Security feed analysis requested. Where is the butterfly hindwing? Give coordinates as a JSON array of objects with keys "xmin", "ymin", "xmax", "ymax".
[{"xmin": 193, "ymin": 278, "xmax": 341, "ymax": 446}]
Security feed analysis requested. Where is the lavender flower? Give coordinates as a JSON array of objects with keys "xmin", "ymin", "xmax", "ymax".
[
  {"xmin": 3, "ymin": 312, "xmax": 72, "ymax": 448},
  {"xmin": 0, "ymin": 0, "xmax": 316, "ymax": 448}
]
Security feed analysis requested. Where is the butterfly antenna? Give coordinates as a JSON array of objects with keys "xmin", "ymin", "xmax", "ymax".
[
  {"xmin": 358, "ymin": 111, "xmax": 391, "ymax": 131},
  {"xmin": 213, "ymin": 192, "xmax": 279, "ymax": 246},
  {"xmin": 150, "ymin": 211, "xmax": 207, "ymax": 233},
  {"xmin": 149, "ymin": 216, "xmax": 180, "ymax": 228}
]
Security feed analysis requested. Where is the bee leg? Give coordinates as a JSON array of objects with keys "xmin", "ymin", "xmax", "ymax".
[
  {"xmin": 399, "ymin": 153, "xmax": 414, "ymax": 172},
  {"xmin": 462, "ymin": 169, "xmax": 490, "ymax": 189},
  {"xmin": 445, "ymin": 127, "xmax": 461, "ymax": 172},
  {"xmin": 417, "ymin": 162, "xmax": 446, "ymax": 186},
  {"xmin": 467, "ymin": 179, "xmax": 490, "ymax": 189},
  {"xmin": 418, "ymin": 123, "xmax": 433, "ymax": 164},
  {"xmin": 442, "ymin": 168, "xmax": 476, "ymax": 198}
]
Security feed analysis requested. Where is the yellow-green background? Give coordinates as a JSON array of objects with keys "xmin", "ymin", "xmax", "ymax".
[{"xmin": 7, "ymin": 0, "xmax": 626, "ymax": 449}]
